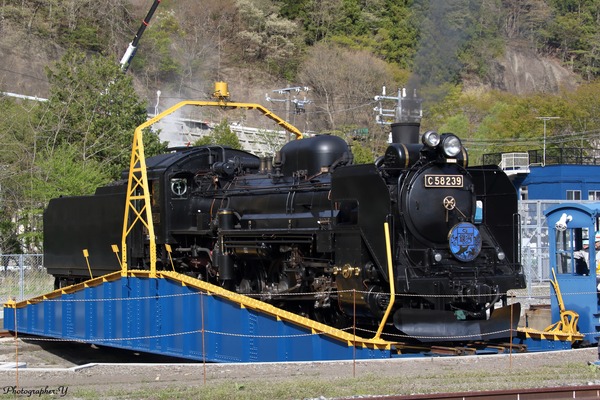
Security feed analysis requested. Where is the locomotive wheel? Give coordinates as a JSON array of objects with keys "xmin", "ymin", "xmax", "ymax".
[{"xmin": 238, "ymin": 265, "xmax": 266, "ymax": 294}]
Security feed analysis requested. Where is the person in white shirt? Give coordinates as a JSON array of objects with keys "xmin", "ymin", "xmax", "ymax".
[{"xmin": 574, "ymin": 239, "xmax": 590, "ymax": 275}]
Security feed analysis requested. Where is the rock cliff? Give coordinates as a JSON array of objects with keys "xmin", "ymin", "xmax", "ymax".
[{"xmin": 484, "ymin": 45, "xmax": 579, "ymax": 94}]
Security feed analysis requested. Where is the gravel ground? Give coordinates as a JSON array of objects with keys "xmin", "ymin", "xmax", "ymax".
[{"xmin": 0, "ymin": 337, "xmax": 600, "ymax": 400}]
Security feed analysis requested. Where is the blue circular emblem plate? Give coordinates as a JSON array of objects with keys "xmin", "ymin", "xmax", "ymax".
[{"xmin": 448, "ymin": 222, "xmax": 482, "ymax": 262}]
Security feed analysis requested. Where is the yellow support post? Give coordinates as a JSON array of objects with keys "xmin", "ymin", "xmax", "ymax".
[
  {"xmin": 165, "ymin": 244, "xmax": 176, "ymax": 272},
  {"xmin": 121, "ymin": 121, "xmax": 157, "ymax": 276},
  {"xmin": 111, "ymin": 244, "xmax": 123, "ymax": 269},
  {"xmin": 82, "ymin": 249, "xmax": 94, "ymax": 279}
]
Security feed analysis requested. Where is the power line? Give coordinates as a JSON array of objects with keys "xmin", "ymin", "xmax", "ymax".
[{"xmin": 463, "ymin": 129, "xmax": 600, "ymax": 146}]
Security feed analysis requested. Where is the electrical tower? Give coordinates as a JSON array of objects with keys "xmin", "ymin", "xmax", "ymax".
[{"xmin": 266, "ymin": 86, "xmax": 312, "ymax": 141}]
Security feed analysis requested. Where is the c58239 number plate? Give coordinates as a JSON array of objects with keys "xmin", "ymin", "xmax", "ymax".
[{"xmin": 424, "ymin": 175, "xmax": 463, "ymax": 188}]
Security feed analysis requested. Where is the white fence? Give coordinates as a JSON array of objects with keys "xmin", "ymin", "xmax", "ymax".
[
  {"xmin": 518, "ymin": 199, "xmax": 600, "ymax": 288},
  {"xmin": 519, "ymin": 200, "xmax": 560, "ymax": 285}
]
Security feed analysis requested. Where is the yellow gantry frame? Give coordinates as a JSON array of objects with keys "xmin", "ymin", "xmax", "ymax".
[{"xmin": 121, "ymin": 84, "xmax": 303, "ymax": 277}]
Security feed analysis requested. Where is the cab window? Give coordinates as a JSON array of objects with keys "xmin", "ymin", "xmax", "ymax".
[{"xmin": 555, "ymin": 227, "xmax": 589, "ymax": 275}]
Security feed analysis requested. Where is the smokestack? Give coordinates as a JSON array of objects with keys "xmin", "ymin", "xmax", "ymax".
[{"xmin": 391, "ymin": 88, "xmax": 423, "ymax": 144}]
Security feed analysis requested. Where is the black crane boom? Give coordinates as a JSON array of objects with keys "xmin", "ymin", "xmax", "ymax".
[{"xmin": 120, "ymin": 0, "xmax": 161, "ymax": 73}]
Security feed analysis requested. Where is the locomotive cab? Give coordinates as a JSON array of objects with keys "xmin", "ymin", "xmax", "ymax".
[{"xmin": 143, "ymin": 146, "xmax": 260, "ymax": 273}]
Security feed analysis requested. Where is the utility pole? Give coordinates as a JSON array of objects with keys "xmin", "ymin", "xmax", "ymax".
[
  {"xmin": 266, "ymin": 86, "xmax": 311, "ymax": 141},
  {"xmin": 373, "ymin": 86, "xmax": 422, "ymax": 143},
  {"xmin": 536, "ymin": 116, "xmax": 560, "ymax": 166},
  {"xmin": 373, "ymin": 86, "xmax": 422, "ymax": 125}
]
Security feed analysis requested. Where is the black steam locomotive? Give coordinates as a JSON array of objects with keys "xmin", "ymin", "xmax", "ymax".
[{"xmin": 44, "ymin": 122, "xmax": 525, "ymax": 342}]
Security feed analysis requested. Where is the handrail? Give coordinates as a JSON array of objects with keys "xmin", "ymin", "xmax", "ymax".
[{"xmin": 373, "ymin": 222, "xmax": 395, "ymax": 340}]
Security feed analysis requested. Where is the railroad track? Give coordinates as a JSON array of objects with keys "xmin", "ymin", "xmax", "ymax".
[
  {"xmin": 339, "ymin": 385, "xmax": 600, "ymax": 399},
  {"xmin": 0, "ymin": 330, "xmax": 13, "ymax": 338}
]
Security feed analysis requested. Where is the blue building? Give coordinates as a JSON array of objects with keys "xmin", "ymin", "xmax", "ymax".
[
  {"xmin": 521, "ymin": 165, "xmax": 600, "ymax": 201},
  {"xmin": 484, "ymin": 148, "xmax": 600, "ymax": 201}
]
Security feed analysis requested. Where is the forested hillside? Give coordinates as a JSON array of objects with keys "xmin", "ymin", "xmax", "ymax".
[{"xmin": 1, "ymin": 0, "xmax": 600, "ymax": 252}]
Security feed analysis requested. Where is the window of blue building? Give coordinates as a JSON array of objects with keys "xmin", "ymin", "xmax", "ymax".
[
  {"xmin": 567, "ymin": 190, "xmax": 581, "ymax": 200},
  {"xmin": 589, "ymin": 191, "xmax": 600, "ymax": 201}
]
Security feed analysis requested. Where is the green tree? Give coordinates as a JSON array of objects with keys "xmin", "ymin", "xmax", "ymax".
[
  {"xmin": 439, "ymin": 114, "xmax": 470, "ymax": 137},
  {"xmin": 458, "ymin": 1, "xmax": 506, "ymax": 79},
  {"xmin": 0, "ymin": 215, "xmax": 21, "ymax": 254},
  {"xmin": 542, "ymin": 1, "xmax": 600, "ymax": 79},
  {"xmin": 300, "ymin": 0, "xmax": 343, "ymax": 45},
  {"xmin": 374, "ymin": 1, "xmax": 417, "ymax": 69},
  {"xmin": 256, "ymin": 128, "xmax": 286, "ymax": 156},
  {"xmin": 194, "ymin": 120, "xmax": 242, "ymax": 149},
  {"xmin": 565, "ymin": 82, "xmax": 600, "ymax": 134},
  {"xmin": 234, "ymin": 0, "xmax": 303, "ymax": 78},
  {"xmin": 4, "ymin": 49, "xmax": 167, "ymax": 251},
  {"xmin": 29, "ymin": 145, "xmax": 110, "ymax": 201},
  {"xmin": 333, "ymin": 0, "xmax": 369, "ymax": 36},
  {"xmin": 131, "ymin": 11, "xmax": 183, "ymax": 84},
  {"xmin": 39, "ymin": 49, "xmax": 166, "ymax": 179},
  {"xmin": 277, "ymin": 0, "xmax": 311, "ymax": 20},
  {"xmin": 0, "ymin": 96, "xmax": 44, "ymax": 253},
  {"xmin": 412, "ymin": 0, "xmax": 478, "ymax": 88},
  {"xmin": 350, "ymin": 140, "xmax": 375, "ymax": 164}
]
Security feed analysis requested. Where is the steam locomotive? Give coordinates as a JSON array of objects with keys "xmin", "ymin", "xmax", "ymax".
[{"xmin": 43, "ymin": 120, "xmax": 526, "ymax": 342}]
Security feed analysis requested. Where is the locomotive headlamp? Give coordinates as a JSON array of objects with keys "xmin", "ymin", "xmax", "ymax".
[
  {"xmin": 441, "ymin": 134, "xmax": 462, "ymax": 157},
  {"xmin": 422, "ymin": 130, "xmax": 440, "ymax": 148},
  {"xmin": 433, "ymin": 252, "xmax": 443, "ymax": 263},
  {"xmin": 497, "ymin": 251, "xmax": 506, "ymax": 261}
]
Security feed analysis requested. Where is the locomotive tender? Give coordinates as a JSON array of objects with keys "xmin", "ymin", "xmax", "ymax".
[{"xmin": 44, "ymin": 120, "xmax": 525, "ymax": 342}]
